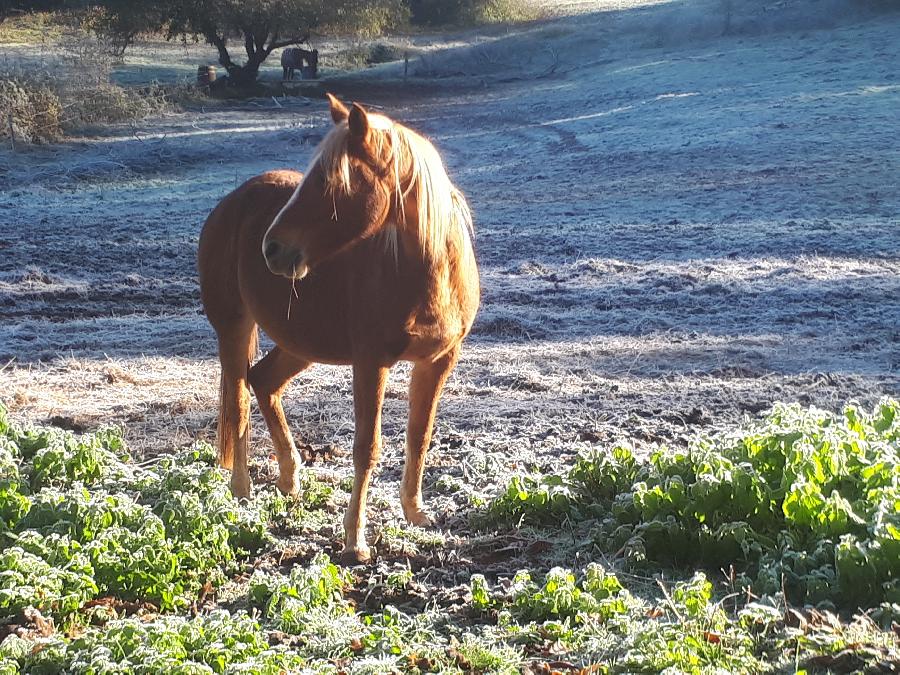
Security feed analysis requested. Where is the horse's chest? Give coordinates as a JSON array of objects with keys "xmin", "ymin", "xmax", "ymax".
[
  {"xmin": 348, "ymin": 261, "xmax": 465, "ymax": 360},
  {"xmin": 398, "ymin": 270, "xmax": 476, "ymax": 361}
]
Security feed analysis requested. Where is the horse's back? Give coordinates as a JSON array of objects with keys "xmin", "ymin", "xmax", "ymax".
[
  {"xmin": 198, "ymin": 171, "xmax": 301, "ymax": 328},
  {"xmin": 281, "ymin": 48, "xmax": 300, "ymax": 68}
]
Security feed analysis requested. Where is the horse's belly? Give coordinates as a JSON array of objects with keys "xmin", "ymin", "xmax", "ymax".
[
  {"xmin": 258, "ymin": 311, "xmax": 355, "ymax": 365},
  {"xmin": 238, "ymin": 231, "xmax": 479, "ymax": 367}
]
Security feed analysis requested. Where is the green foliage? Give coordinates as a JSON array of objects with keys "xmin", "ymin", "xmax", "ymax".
[
  {"xmin": 483, "ymin": 400, "xmax": 900, "ymax": 608},
  {"xmin": 0, "ymin": 544, "xmax": 97, "ymax": 617},
  {"xmin": 0, "ymin": 408, "xmax": 270, "ymax": 618},
  {"xmin": 278, "ymin": 469, "xmax": 335, "ymax": 511},
  {"xmin": 619, "ymin": 575, "xmax": 762, "ymax": 673},
  {"xmin": 470, "ymin": 566, "xmax": 767, "ymax": 673},
  {"xmin": 1, "ymin": 399, "xmax": 898, "ymax": 673},
  {"xmin": 468, "ymin": 564, "xmax": 629, "ymax": 661},
  {"xmin": 380, "ymin": 523, "xmax": 446, "ymax": 555},
  {"xmin": 9, "ymin": 611, "xmax": 304, "ymax": 673},
  {"xmin": 508, "ymin": 564, "xmax": 628, "ymax": 623},
  {"xmin": 481, "ymin": 474, "xmax": 574, "ymax": 527},
  {"xmin": 452, "ymin": 634, "xmax": 523, "ymax": 674},
  {"xmin": 249, "ymin": 553, "xmax": 351, "ymax": 633},
  {"xmin": 470, "ymin": 573, "xmax": 492, "ymax": 611},
  {"xmin": 0, "ymin": 439, "xmax": 29, "ymax": 531},
  {"xmin": 385, "ymin": 567, "xmax": 413, "ymax": 592},
  {"xmin": 360, "ymin": 605, "xmax": 412, "ymax": 657},
  {"xmin": 28, "ymin": 427, "xmax": 127, "ymax": 488}
]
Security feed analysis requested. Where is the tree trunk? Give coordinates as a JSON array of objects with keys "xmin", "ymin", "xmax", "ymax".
[{"xmin": 208, "ymin": 32, "xmax": 263, "ymax": 86}]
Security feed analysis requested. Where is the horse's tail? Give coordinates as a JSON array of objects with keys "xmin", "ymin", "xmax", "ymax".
[
  {"xmin": 216, "ymin": 324, "xmax": 258, "ymax": 470},
  {"xmin": 198, "ymin": 179, "xmax": 260, "ymax": 476}
]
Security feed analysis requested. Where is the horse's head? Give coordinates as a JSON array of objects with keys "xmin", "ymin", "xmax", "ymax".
[{"xmin": 262, "ymin": 94, "xmax": 403, "ymax": 280}]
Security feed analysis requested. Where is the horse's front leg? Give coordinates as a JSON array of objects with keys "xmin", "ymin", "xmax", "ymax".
[
  {"xmin": 248, "ymin": 347, "xmax": 310, "ymax": 495},
  {"xmin": 342, "ymin": 361, "xmax": 388, "ymax": 564},
  {"xmin": 401, "ymin": 346, "xmax": 460, "ymax": 527}
]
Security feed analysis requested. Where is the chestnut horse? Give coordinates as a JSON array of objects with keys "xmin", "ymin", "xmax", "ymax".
[{"xmin": 198, "ymin": 94, "xmax": 479, "ymax": 563}]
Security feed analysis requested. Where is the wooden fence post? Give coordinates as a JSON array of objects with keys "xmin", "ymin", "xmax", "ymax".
[{"xmin": 7, "ymin": 113, "xmax": 14, "ymax": 152}]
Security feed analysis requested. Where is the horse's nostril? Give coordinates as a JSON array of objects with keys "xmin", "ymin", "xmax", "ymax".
[{"xmin": 264, "ymin": 240, "xmax": 281, "ymax": 260}]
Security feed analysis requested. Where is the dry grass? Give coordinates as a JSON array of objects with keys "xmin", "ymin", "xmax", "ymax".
[
  {"xmin": 0, "ymin": 22, "xmax": 199, "ymax": 144},
  {"xmin": 0, "ymin": 357, "xmax": 220, "ymax": 457},
  {"xmin": 410, "ymin": 0, "xmax": 543, "ymax": 27},
  {"xmin": 0, "ymin": 69, "xmax": 174, "ymax": 143},
  {"xmin": 0, "ymin": 11, "xmax": 65, "ymax": 45}
]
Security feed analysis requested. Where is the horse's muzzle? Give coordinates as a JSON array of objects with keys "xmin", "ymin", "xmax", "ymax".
[{"xmin": 263, "ymin": 238, "xmax": 309, "ymax": 280}]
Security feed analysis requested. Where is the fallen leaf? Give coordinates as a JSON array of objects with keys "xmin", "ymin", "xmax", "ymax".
[{"xmin": 704, "ymin": 631, "xmax": 722, "ymax": 644}]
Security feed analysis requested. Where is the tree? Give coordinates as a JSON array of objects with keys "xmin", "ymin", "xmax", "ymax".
[
  {"xmin": 97, "ymin": 0, "xmax": 407, "ymax": 85},
  {"xmin": 1, "ymin": 0, "xmax": 71, "ymax": 23},
  {"xmin": 84, "ymin": 0, "xmax": 165, "ymax": 57}
]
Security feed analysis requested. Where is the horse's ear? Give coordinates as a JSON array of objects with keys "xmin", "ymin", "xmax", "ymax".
[
  {"xmin": 326, "ymin": 93, "xmax": 349, "ymax": 123},
  {"xmin": 348, "ymin": 103, "xmax": 370, "ymax": 141}
]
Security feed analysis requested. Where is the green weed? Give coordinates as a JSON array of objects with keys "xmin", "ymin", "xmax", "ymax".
[
  {"xmin": 482, "ymin": 399, "xmax": 900, "ymax": 609},
  {"xmin": 0, "ymin": 411, "xmax": 270, "ymax": 616},
  {"xmin": 2, "ymin": 399, "xmax": 898, "ymax": 673},
  {"xmin": 250, "ymin": 553, "xmax": 352, "ymax": 634}
]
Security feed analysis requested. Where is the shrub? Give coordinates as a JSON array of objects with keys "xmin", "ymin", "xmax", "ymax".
[
  {"xmin": 0, "ymin": 77, "xmax": 63, "ymax": 143},
  {"xmin": 409, "ymin": 0, "xmax": 538, "ymax": 26},
  {"xmin": 1, "ymin": 28, "xmax": 171, "ymax": 145},
  {"xmin": 367, "ymin": 42, "xmax": 406, "ymax": 64}
]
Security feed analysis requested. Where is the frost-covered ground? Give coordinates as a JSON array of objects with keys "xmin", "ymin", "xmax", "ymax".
[{"xmin": 1, "ymin": 0, "xmax": 898, "ymax": 533}]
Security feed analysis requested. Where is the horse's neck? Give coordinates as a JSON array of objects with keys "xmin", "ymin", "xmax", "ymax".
[
  {"xmin": 392, "ymin": 202, "xmax": 471, "ymax": 286},
  {"xmin": 393, "ymin": 192, "xmax": 439, "ymax": 267},
  {"xmin": 389, "ymin": 167, "xmax": 470, "ymax": 276}
]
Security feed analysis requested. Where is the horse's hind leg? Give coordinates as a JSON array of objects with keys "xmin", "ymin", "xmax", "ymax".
[
  {"xmin": 215, "ymin": 321, "xmax": 258, "ymax": 498},
  {"xmin": 248, "ymin": 347, "xmax": 310, "ymax": 495},
  {"xmin": 401, "ymin": 346, "xmax": 460, "ymax": 527}
]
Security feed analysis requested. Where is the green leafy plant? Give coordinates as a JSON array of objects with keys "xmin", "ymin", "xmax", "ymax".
[
  {"xmin": 1, "ymin": 398, "xmax": 898, "ymax": 673},
  {"xmin": 483, "ymin": 400, "xmax": 900, "ymax": 608},
  {"xmin": 5, "ymin": 611, "xmax": 304, "ymax": 673},
  {"xmin": 250, "ymin": 553, "xmax": 352, "ymax": 634},
  {"xmin": 0, "ymin": 411, "xmax": 271, "ymax": 617}
]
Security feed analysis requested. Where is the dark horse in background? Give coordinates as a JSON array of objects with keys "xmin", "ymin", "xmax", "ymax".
[
  {"xmin": 197, "ymin": 95, "xmax": 480, "ymax": 563},
  {"xmin": 281, "ymin": 47, "xmax": 319, "ymax": 80}
]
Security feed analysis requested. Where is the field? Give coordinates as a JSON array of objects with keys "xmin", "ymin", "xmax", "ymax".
[{"xmin": 1, "ymin": 0, "xmax": 899, "ymax": 672}]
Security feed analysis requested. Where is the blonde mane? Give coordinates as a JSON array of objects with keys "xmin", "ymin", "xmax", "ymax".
[{"xmin": 308, "ymin": 113, "xmax": 473, "ymax": 262}]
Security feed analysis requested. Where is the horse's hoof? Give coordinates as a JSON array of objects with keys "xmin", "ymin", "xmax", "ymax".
[
  {"xmin": 275, "ymin": 472, "xmax": 300, "ymax": 496},
  {"xmin": 403, "ymin": 508, "xmax": 434, "ymax": 528},
  {"xmin": 339, "ymin": 545, "xmax": 372, "ymax": 566},
  {"xmin": 231, "ymin": 474, "xmax": 251, "ymax": 499}
]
